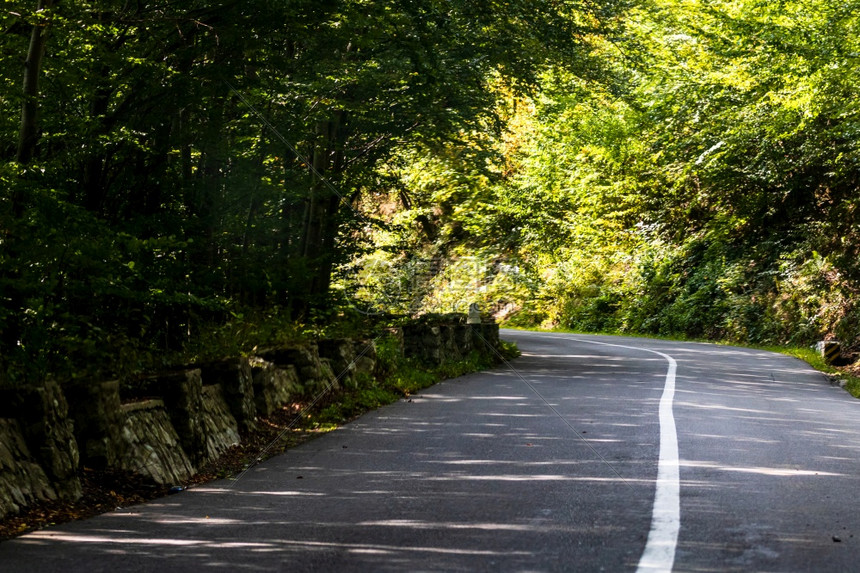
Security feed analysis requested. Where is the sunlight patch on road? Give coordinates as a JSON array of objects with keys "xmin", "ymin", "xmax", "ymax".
[
  {"xmin": 681, "ymin": 460, "xmax": 844, "ymax": 477},
  {"xmin": 151, "ymin": 517, "xmax": 243, "ymax": 525},
  {"xmin": 191, "ymin": 488, "xmax": 325, "ymax": 497},
  {"xmin": 357, "ymin": 519, "xmax": 548, "ymax": 532},
  {"xmin": 688, "ymin": 434, "xmax": 780, "ymax": 444},
  {"xmin": 425, "ymin": 474, "xmax": 650, "ymax": 483}
]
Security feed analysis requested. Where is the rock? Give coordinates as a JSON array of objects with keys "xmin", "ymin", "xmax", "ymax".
[
  {"xmin": 147, "ymin": 369, "xmax": 206, "ymax": 465},
  {"xmin": 65, "ymin": 380, "xmax": 123, "ymax": 470},
  {"xmin": 352, "ymin": 340, "xmax": 378, "ymax": 379},
  {"xmin": 402, "ymin": 314, "xmax": 498, "ymax": 365},
  {"xmin": 318, "ymin": 339, "xmax": 357, "ymax": 388},
  {"xmin": 0, "ymin": 324, "xmax": 502, "ymax": 521},
  {"xmin": 472, "ymin": 322, "xmax": 500, "ymax": 352},
  {"xmin": 199, "ymin": 358, "xmax": 256, "ymax": 433},
  {"xmin": 11, "ymin": 379, "xmax": 81, "ymax": 502},
  {"xmin": 118, "ymin": 400, "xmax": 195, "ymax": 485},
  {"xmin": 454, "ymin": 325, "xmax": 473, "ymax": 354},
  {"xmin": 0, "ymin": 418, "xmax": 57, "ymax": 519},
  {"xmin": 259, "ymin": 345, "xmax": 331, "ymax": 397},
  {"xmin": 200, "ymin": 385, "xmax": 241, "ymax": 462},
  {"xmin": 251, "ymin": 359, "xmax": 301, "ymax": 417},
  {"xmin": 402, "ymin": 323, "xmax": 442, "ymax": 365},
  {"xmin": 318, "ymin": 359, "xmax": 337, "ymax": 393}
]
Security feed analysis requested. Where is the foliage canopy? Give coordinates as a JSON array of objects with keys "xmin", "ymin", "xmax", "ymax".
[{"xmin": 0, "ymin": 0, "xmax": 620, "ymax": 383}]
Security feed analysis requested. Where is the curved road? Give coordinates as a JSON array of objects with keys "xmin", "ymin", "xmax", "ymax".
[{"xmin": 2, "ymin": 331, "xmax": 860, "ymax": 571}]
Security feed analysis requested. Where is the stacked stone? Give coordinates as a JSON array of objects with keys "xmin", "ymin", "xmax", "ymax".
[
  {"xmin": 264, "ymin": 345, "xmax": 337, "ymax": 398},
  {"xmin": 65, "ymin": 380, "xmax": 123, "ymax": 470},
  {"xmin": 199, "ymin": 385, "xmax": 241, "ymax": 463},
  {"xmin": 250, "ymin": 359, "xmax": 301, "ymax": 417},
  {"xmin": 118, "ymin": 400, "xmax": 195, "ymax": 485},
  {"xmin": 200, "ymin": 359, "xmax": 256, "ymax": 433},
  {"xmin": 0, "ymin": 320, "xmax": 501, "ymax": 520},
  {"xmin": 10, "ymin": 380, "xmax": 81, "ymax": 502},
  {"xmin": 401, "ymin": 313, "xmax": 499, "ymax": 365},
  {"xmin": 0, "ymin": 419, "xmax": 56, "ymax": 517}
]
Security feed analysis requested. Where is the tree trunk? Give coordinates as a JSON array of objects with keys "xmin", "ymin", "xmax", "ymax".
[
  {"xmin": 292, "ymin": 111, "xmax": 346, "ymax": 315},
  {"xmin": 4, "ymin": 0, "xmax": 56, "ymax": 355},
  {"xmin": 16, "ymin": 0, "xmax": 56, "ymax": 166},
  {"xmin": 316, "ymin": 110, "xmax": 347, "ymax": 297}
]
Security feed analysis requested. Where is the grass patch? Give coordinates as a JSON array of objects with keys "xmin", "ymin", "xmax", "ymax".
[
  {"xmin": 310, "ymin": 334, "xmax": 518, "ymax": 427},
  {"xmin": 765, "ymin": 345, "xmax": 860, "ymax": 399}
]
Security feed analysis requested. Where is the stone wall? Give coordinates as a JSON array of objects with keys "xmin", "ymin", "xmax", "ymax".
[
  {"xmin": 200, "ymin": 384, "xmax": 241, "ymax": 463},
  {"xmin": 401, "ymin": 314, "xmax": 500, "ymax": 366},
  {"xmin": 259, "ymin": 345, "xmax": 334, "ymax": 398},
  {"xmin": 200, "ymin": 359, "xmax": 256, "ymax": 433},
  {"xmin": 66, "ymin": 380, "xmax": 123, "ymax": 470},
  {"xmin": 0, "ymin": 379, "xmax": 81, "ymax": 505},
  {"xmin": 251, "ymin": 359, "xmax": 301, "ymax": 418},
  {"xmin": 0, "ymin": 314, "xmax": 501, "ymax": 520},
  {"xmin": 0, "ymin": 419, "xmax": 57, "ymax": 518},
  {"xmin": 318, "ymin": 338, "xmax": 378, "ymax": 389},
  {"xmin": 117, "ymin": 401, "xmax": 195, "ymax": 485}
]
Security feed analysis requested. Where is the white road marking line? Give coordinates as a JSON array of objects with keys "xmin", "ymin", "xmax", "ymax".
[
  {"xmin": 565, "ymin": 338, "xmax": 679, "ymax": 572},
  {"xmin": 508, "ymin": 332, "xmax": 681, "ymax": 572},
  {"xmin": 635, "ymin": 351, "xmax": 678, "ymax": 573}
]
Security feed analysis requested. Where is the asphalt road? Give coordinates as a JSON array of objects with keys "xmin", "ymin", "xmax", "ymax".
[{"xmin": 2, "ymin": 331, "xmax": 860, "ymax": 572}]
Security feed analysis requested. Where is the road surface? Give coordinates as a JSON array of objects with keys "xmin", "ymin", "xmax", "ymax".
[{"xmin": 2, "ymin": 331, "xmax": 859, "ymax": 571}]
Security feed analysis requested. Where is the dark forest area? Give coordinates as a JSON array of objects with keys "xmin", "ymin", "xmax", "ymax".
[{"xmin": 3, "ymin": 0, "xmax": 860, "ymax": 385}]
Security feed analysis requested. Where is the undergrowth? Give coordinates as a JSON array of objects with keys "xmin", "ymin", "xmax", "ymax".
[
  {"xmin": 313, "ymin": 335, "xmax": 519, "ymax": 426},
  {"xmin": 767, "ymin": 346, "xmax": 860, "ymax": 399}
]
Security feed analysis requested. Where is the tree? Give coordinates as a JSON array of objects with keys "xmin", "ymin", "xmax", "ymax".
[
  {"xmin": 376, "ymin": 0, "xmax": 860, "ymax": 345},
  {"xmin": 1, "ymin": 0, "xmax": 625, "ymax": 382}
]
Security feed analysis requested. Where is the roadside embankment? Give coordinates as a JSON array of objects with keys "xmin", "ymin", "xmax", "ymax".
[{"xmin": 0, "ymin": 314, "xmax": 506, "ymax": 528}]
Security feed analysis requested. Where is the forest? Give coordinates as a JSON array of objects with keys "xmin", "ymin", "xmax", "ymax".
[{"xmin": 2, "ymin": 0, "xmax": 859, "ymax": 385}]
